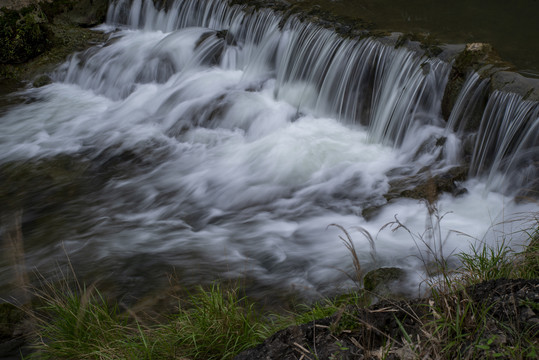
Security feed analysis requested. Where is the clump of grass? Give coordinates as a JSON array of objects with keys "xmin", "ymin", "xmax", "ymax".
[
  {"xmin": 30, "ymin": 283, "xmax": 129, "ymax": 359},
  {"xmin": 27, "ymin": 264, "xmax": 149, "ymax": 360},
  {"xmin": 516, "ymin": 224, "xmax": 539, "ymax": 278},
  {"xmin": 329, "ymin": 222, "xmax": 377, "ymax": 287},
  {"xmin": 424, "ymin": 285, "xmax": 491, "ymax": 358},
  {"xmin": 394, "ymin": 213, "xmax": 539, "ymax": 359},
  {"xmin": 457, "ymin": 239, "xmax": 515, "ymax": 283},
  {"xmin": 458, "ymin": 218, "xmax": 539, "ymax": 283},
  {"xmin": 27, "ymin": 277, "xmax": 275, "ymax": 359},
  {"xmin": 160, "ymin": 283, "xmax": 273, "ymax": 360},
  {"xmin": 282, "ymin": 291, "xmax": 368, "ymax": 327}
]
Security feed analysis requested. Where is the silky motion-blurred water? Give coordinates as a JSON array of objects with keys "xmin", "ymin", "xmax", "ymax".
[{"xmin": 0, "ymin": 0, "xmax": 537, "ymax": 301}]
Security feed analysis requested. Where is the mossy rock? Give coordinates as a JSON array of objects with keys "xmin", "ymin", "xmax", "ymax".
[
  {"xmin": 1, "ymin": 0, "xmax": 109, "ymax": 83},
  {"xmin": 51, "ymin": 0, "xmax": 109, "ymax": 27},
  {"xmin": 0, "ymin": 4, "xmax": 51, "ymax": 64},
  {"xmin": 363, "ymin": 267, "xmax": 405, "ymax": 295},
  {"xmin": 31, "ymin": 73, "xmax": 51, "ymax": 87},
  {"xmin": 229, "ymin": 0, "xmax": 372, "ymax": 36}
]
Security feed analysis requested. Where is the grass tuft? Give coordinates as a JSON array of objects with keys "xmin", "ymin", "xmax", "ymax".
[
  {"xmin": 26, "ymin": 279, "xmax": 274, "ymax": 360},
  {"xmin": 161, "ymin": 283, "xmax": 272, "ymax": 360}
]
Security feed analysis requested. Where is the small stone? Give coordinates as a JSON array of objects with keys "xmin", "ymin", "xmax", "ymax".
[{"xmin": 32, "ymin": 74, "xmax": 52, "ymax": 87}]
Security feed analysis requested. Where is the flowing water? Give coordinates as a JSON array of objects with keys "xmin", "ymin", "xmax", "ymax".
[{"xmin": 0, "ymin": 0, "xmax": 537, "ymax": 304}]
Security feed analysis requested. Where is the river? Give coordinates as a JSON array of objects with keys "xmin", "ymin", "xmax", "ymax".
[{"xmin": 0, "ymin": 0, "xmax": 537, "ymax": 305}]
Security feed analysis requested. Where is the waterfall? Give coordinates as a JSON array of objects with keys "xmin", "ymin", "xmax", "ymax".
[
  {"xmin": 98, "ymin": 0, "xmax": 452, "ymax": 147},
  {"xmin": 445, "ymin": 73, "xmax": 489, "ymax": 134},
  {"xmin": 89, "ymin": 0, "xmax": 539, "ymax": 187},
  {"xmin": 0, "ymin": 0, "xmax": 537, "ymax": 302},
  {"xmin": 470, "ymin": 91, "xmax": 539, "ymax": 193}
]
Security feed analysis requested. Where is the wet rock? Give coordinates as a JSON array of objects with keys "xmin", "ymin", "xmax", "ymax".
[
  {"xmin": 31, "ymin": 73, "xmax": 51, "ymax": 87},
  {"xmin": 194, "ymin": 30, "xmax": 229, "ymax": 66},
  {"xmin": 412, "ymin": 136, "xmax": 446, "ymax": 162},
  {"xmin": 462, "ymin": 133, "xmax": 476, "ymax": 162},
  {"xmin": 491, "ymin": 71, "xmax": 539, "ymax": 101},
  {"xmin": 364, "ymin": 165, "xmax": 468, "ymax": 220},
  {"xmin": 457, "ymin": 43, "xmax": 511, "ymax": 75},
  {"xmin": 441, "ymin": 42, "xmax": 512, "ymax": 126},
  {"xmin": 436, "ymin": 43, "xmax": 466, "ymax": 62},
  {"xmin": 363, "ymin": 267, "xmax": 406, "ymax": 300},
  {"xmin": 395, "ymin": 32, "xmax": 443, "ymax": 58},
  {"xmin": 385, "ymin": 166, "xmax": 468, "ymax": 202},
  {"xmin": 215, "ymin": 29, "xmax": 237, "ymax": 46},
  {"xmin": 361, "ymin": 204, "xmax": 383, "ymax": 221}
]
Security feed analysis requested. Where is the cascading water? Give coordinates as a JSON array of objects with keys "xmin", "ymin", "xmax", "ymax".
[
  {"xmin": 470, "ymin": 91, "xmax": 539, "ymax": 193},
  {"xmin": 0, "ymin": 0, "xmax": 537, "ymax": 303}
]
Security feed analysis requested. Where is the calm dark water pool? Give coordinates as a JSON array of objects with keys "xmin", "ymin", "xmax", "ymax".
[{"xmin": 292, "ymin": 0, "xmax": 539, "ymax": 76}]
